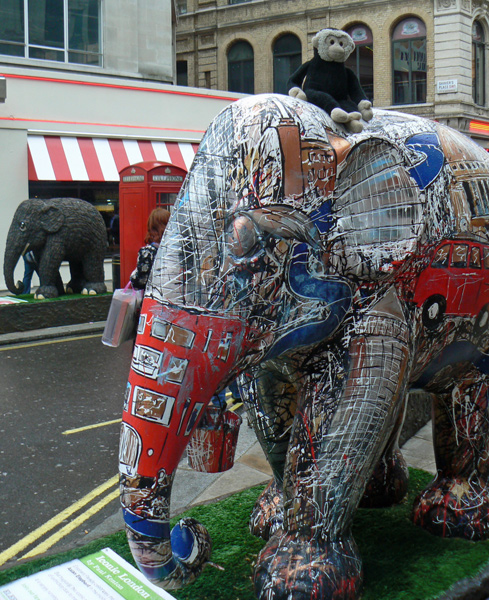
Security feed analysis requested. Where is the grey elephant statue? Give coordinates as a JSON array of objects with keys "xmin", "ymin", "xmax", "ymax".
[
  {"xmin": 4, "ymin": 197, "xmax": 107, "ymax": 299},
  {"xmin": 118, "ymin": 94, "xmax": 489, "ymax": 600}
]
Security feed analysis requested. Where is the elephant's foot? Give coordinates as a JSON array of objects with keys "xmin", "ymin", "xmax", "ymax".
[
  {"xmin": 413, "ymin": 476, "xmax": 489, "ymax": 540},
  {"xmin": 66, "ymin": 280, "xmax": 83, "ymax": 294},
  {"xmin": 34, "ymin": 285, "xmax": 59, "ymax": 299},
  {"xmin": 254, "ymin": 532, "xmax": 362, "ymax": 600},
  {"xmin": 82, "ymin": 282, "xmax": 107, "ymax": 295},
  {"xmin": 360, "ymin": 447, "xmax": 409, "ymax": 508},
  {"xmin": 250, "ymin": 479, "xmax": 283, "ymax": 540}
]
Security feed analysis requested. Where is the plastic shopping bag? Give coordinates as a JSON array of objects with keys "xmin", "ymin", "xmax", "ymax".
[{"xmin": 102, "ymin": 283, "xmax": 143, "ymax": 347}]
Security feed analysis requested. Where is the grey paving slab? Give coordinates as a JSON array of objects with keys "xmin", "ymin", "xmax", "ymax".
[
  {"xmin": 192, "ymin": 460, "xmax": 271, "ymax": 506},
  {"xmin": 401, "ymin": 420, "xmax": 436, "ymax": 475}
]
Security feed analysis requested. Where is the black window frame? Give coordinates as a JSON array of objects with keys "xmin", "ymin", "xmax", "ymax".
[
  {"xmin": 272, "ymin": 33, "xmax": 301, "ymax": 95},
  {"xmin": 227, "ymin": 40, "xmax": 254, "ymax": 94},
  {"xmin": 392, "ymin": 17, "xmax": 427, "ymax": 105}
]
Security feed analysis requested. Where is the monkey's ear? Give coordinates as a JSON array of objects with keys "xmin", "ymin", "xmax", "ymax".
[
  {"xmin": 345, "ymin": 35, "xmax": 355, "ymax": 56},
  {"xmin": 312, "ymin": 33, "xmax": 320, "ymax": 49}
]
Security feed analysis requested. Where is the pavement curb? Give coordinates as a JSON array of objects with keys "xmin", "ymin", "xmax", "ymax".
[{"xmin": 0, "ymin": 321, "xmax": 106, "ymax": 346}]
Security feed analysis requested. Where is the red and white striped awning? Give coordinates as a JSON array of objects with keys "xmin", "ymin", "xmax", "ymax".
[{"xmin": 27, "ymin": 135, "xmax": 200, "ymax": 182}]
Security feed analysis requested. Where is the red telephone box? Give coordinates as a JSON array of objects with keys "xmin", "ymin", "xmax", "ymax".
[{"xmin": 119, "ymin": 161, "xmax": 187, "ymax": 285}]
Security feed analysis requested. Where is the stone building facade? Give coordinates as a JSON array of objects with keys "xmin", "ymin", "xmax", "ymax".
[
  {"xmin": 0, "ymin": 0, "xmax": 241, "ymax": 291},
  {"xmin": 176, "ymin": 0, "xmax": 489, "ymax": 148}
]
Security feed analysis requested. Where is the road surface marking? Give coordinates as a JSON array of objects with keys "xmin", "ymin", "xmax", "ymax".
[
  {"xmin": 21, "ymin": 488, "xmax": 120, "ymax": 559},
  {"xmin": 63, "ymin": 418, "xmax": 122, "ymax": 435},
  {"xmin": 0, "ymin": 334, "xmax": 101, "ymax": 351},
  {"xmin": 0, "ymin": 474, "xmax": 118, "ymax": 565}
]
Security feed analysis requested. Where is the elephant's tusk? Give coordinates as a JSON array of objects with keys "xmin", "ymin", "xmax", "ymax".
[
  {"xmin": 207, "ymin": 562, "xmax": 225, "ymax": 571},
  {"xmin": 21, "ymin": 242, "xmax": 30, "ymax": 257}
]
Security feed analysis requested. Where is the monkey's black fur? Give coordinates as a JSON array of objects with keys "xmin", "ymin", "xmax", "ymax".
[{"xmin": 288, "ymin": 47, "xmax": 368, "ymax": 116}]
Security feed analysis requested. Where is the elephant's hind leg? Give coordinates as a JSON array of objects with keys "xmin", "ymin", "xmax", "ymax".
[
  {"xmin": 241, "ymin": 362, "xmax": 297, "ymax": 539},
  {"xmin": 413, "ymin": 374, "xmax": 489, "ymax": 540},
  {"xmin": 81, "ymin": 252, "xmax": 107, "ymax": 295},
  {"xmin": 66, "ymin": 261, "xmax": 84, "ymax": 294},
  {"xmin": 249, "ymin": 478, "xmax": 283, "ymax": 540}
]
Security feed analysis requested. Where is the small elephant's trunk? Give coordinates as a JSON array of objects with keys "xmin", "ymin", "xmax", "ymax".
[
  {"xmin": 120, "ymin": 298, "xmax": 249, "ymax": 589},
  {"xmin": 3, "ymin": 245, "xmax": 25, "ymax": 295}
]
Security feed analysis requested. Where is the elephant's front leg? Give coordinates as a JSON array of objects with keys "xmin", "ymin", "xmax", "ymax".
[
  {"xmin": 254, "ymin": 311, "xmax": 411, "ymax": 600},
  {"xmin": 413, "ymin": 373, "xmax": 489, "ymax": 540},
  {"xmin": 35, "ymin": 245, "xmax": 64, "ymax": 298},
  {"xmin": 242, "ymin": 359, "xmax": 301, "ymax": 539},
  {"xmin": 360, "ymin": 395, "xmax": 410, "ymax": 508}
]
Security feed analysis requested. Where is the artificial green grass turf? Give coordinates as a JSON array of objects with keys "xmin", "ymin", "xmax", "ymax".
[
  {"xmin": 11, "ymin": 292, "xmax": 112, "ymax": 303},
  {"xmin": 1, "ymin": 469, "xmax": 489, "ymax": 599}
]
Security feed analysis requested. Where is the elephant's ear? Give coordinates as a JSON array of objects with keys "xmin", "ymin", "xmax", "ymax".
[
  {"xmin": 331, "ymin": 138, "xmax": 422, "ymax": 280},
  {"xmin": 40, "ymin": 204, "xmax": 65, "ymax": 233}
]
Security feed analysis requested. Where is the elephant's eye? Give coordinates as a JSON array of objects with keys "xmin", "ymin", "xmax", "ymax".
[
  {"xmin": 19, "ymin": 221, "xmax": 26, "ymax": 232},
  {"xmin": 226, "ymin": 215, "xmax": 258, "ymax": 258}
]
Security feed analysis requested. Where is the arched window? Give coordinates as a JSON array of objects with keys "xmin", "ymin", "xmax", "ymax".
[
  {"xmin": 392, "ymin": 17, "xmax": 427, "ymax": 105},
  {"xmin": 273, "ymin": 34, "xmax": 302, "ymax": 95},
  {"xmin": 228, "ymin": 41, "xmax": 254, "ymax": 94},
  {"xmin": 473, "ymin": 20, "xmax": 485, "ymax": 106},
  {"xmin": 345, "ymin": 25, "xmax": 374, "ymax": 102}
]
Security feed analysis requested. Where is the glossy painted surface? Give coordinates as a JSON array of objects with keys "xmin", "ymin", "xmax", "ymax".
[{"xmin": 119, "ymin": 94, "xmax": 489, "ymax": 599}]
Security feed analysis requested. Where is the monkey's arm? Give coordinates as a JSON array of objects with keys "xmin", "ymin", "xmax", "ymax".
[
  {"xmin": 346, "ymin": 67, "xmax": 373, "ymax": 122},
  {"xmin": 346, "ymin": 68, "xmax": 368, "ymax": 105},
  {"xmin": 288, "ymin": 60, "xmax": 311, "ymax": 91}
]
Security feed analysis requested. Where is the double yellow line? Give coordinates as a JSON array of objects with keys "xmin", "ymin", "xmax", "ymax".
[
  {"xmin": 0, "ymin": 335, "xmax": 124, "ymax": 564},
  {"xmin": 0, "ymin": 385, "xmax": 242, "ymax": 565},
  {"xmin": 0, "ymin": 474, "xmax": 119, "ymax": 565}
]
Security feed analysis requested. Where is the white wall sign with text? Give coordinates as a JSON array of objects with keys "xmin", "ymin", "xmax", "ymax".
[{"xmin": 437, "ymin": 79, "xmax": 458, "ymax": 93}]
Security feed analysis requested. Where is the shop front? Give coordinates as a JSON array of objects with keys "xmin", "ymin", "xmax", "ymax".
[{"xmin": 0, "ymin": 66, "xmax": 241, "ymax": 291}]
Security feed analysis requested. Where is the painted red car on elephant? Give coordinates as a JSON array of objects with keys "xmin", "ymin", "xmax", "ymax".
[{"xmin": 412, "ymin": 238, "xmax": 489, "ymax": 329}]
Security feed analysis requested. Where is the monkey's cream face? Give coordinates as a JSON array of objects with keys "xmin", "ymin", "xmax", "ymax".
[{"xmin": 314, "ymin": 30, "xmax": 355, "ymax": 63}]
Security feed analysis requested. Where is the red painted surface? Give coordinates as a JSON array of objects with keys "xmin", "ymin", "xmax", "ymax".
[
  {"xmin": 413, "ymin": 239, "xmax": 489, "ymax": 318},
  {"xmin": 120, "ymin": 299, "xmax": 249, "ymax": 478}
]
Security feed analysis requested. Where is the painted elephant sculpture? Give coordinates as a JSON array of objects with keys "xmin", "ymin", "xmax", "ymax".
[
  {"xmin": 4, "ymin": 197, "xmax": 107, "ymax": 298},
  {"xmin": 119, "ymin": 94, "xmax": 489, "ymax": 600}
]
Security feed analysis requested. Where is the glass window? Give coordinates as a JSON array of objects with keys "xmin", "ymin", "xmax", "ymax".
[
  {"xmin": 432, "ymin": 244, "xmax": 450, "ymax": 268},
  {"xmin": 392, "ymin": 17, "xmax": 426, "ymax": 105},
  {"xmin": 470, "ymin": 245, "xmax": 482, "ymax": 268},
  {"xmin": 228, "ymin": 41, "xmax": 254, "ymax": 94},
  {"xmin": 67, "ymin": 0, "xmax": 100, "ymax": 65},
  {"xmin": 0, "ymin": 0, "xmax": 100, "ymax": 65},
  {"xmin": 175, "ymin": 0, "xmax": 187, "ymax": 15},
  {"xmin": 177, "ymin": 60, "xmax": 188, "ymax": 86},
  {"xmin": 450, "ymin": 244, "xmax": 468, "ymax": 268},
  {"xmin": 0, "ymin": 0, "xmax": 25, "ymax": 56},
  {"xmin": 483, "ymin": 247, "xmax": 489, "ymax": 269},
  {"xmin": 273, "ymin": 34, "xmax": 301, "ymax": 95},
  {"xmin": 473, "ymin": 21, "xmax": 485, "ymax": 106},
  {"xmin": 345, "ymin": 25, "xmax": 374, "ymax": 102}
]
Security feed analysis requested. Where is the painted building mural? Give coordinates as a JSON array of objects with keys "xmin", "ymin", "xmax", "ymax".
[{"xmin": 119, "ymin": 94, "xmax": 489, "ymax": 599}]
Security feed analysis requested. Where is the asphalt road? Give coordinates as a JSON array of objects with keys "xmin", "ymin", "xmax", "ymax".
[{"xmin": 0, "ymin": 333, "xmax": 133, "ymax": 566}]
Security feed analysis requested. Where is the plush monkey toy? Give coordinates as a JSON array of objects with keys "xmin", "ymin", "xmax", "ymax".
[{"xmin": 289, "ymin": 28, "xmax": 373, "ymax": 133}]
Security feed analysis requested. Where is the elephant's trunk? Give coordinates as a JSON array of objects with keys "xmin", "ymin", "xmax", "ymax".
[
  {"xmin": 3, "ymin": 242, "xmax": 26, "ymax": 295},
  {"xmin": 119, "ymin": 298, "xmax": 249, "ymax": 588}
]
